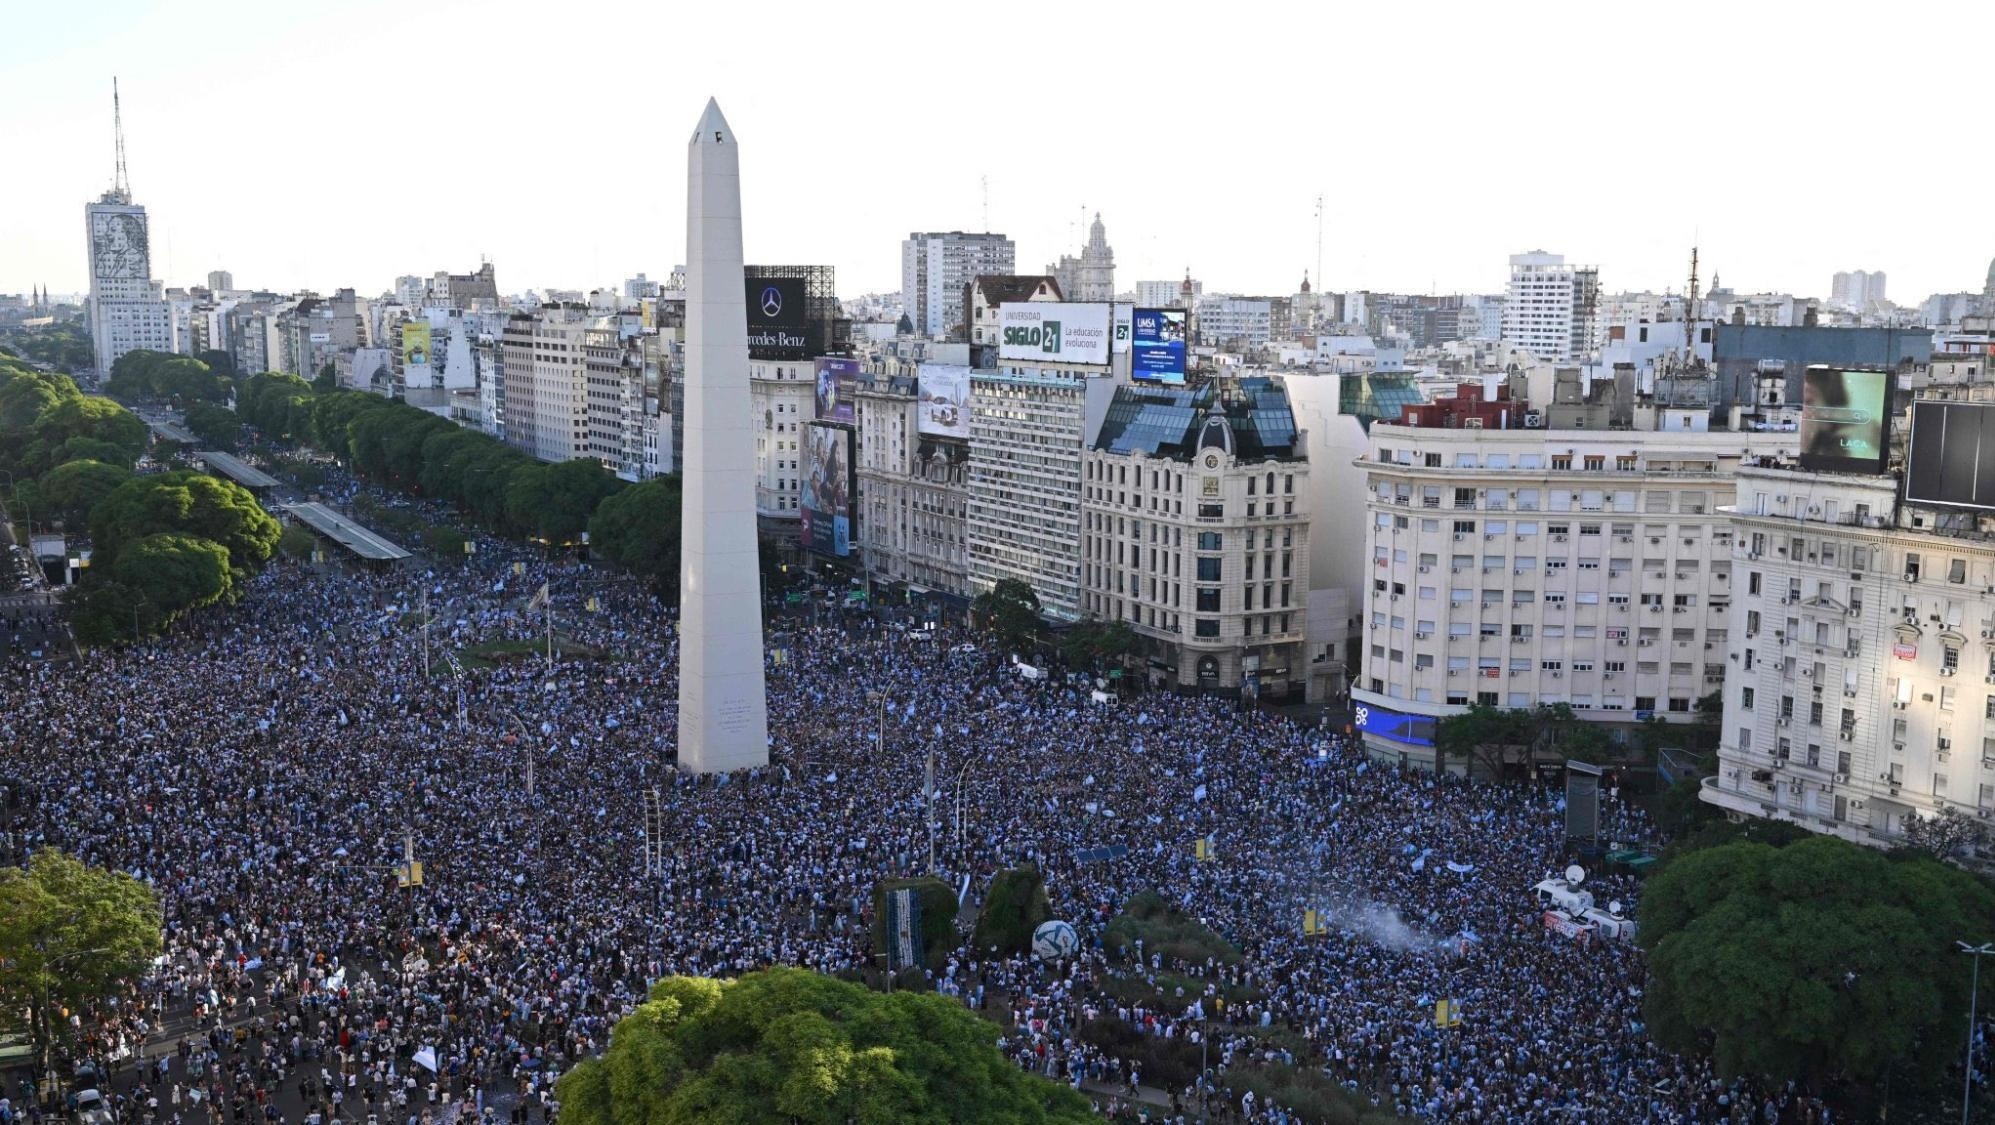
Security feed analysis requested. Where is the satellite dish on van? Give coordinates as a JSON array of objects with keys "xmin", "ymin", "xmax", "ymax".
[
  {"xmin": 1565, "ymin": 865, "xmax": 1586, "ymax": 885},
  {"xmin": 1609, "ymin": 899, "xmax": 1624, "ymax": 916}
]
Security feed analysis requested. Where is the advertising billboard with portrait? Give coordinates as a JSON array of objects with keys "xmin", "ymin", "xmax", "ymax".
[
  {"xmin": 1130, "ymin": 308, "xmax": 1189, "ymax": 385},
  {"xmin": 1798, "ymin": 366, "xmax": 1891, "ymax": 475},
  {"xmin": 801, "ymin": 422, "xmax": 854, "ymax": 556},
  {"xmin": 402, "ymin": 321, "xmax": 432, "ymax": 369},
  {"xmin": 745, "ymin": 276, "xmax": 808, "ymax": 360},
  {"xmin": 997, "ymin": 302, "xmax": 1112, "ymax": 366},
  {"xmin": 1906, "ymin": 399, "xmax": 1995, "ymax": 512},
  {"xmin": 813, "ymin": 357, "xmax": 860, "ymax": 424},
  {"xmin": 917, "ymin": 363, "xmax": 971, "ymax": 440}
]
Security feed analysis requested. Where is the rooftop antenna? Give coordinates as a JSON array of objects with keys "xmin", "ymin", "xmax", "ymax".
[
  {"xmin": 1314, "ymin": 193, "xmax": 1324, "ymax": 292},
  {"xmin": 112, "ymin": 76, "xmax": 130, "ymax": 200},
  {"xmin": 981, "ymin": 175, "xmax": 989, "ymax": 232}
]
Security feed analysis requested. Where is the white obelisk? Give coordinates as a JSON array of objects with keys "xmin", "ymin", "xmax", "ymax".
[{"xmin": 676, "ymin": 98, "xmax": 769, "ymax": 773}]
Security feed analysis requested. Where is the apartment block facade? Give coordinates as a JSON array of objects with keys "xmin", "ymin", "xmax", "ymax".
[
  {"xmin": 1703, "ymin": 466, "xmax": 1995, "ymax": 844},
  {"xmin": 856, "ymin": 374, "xmax": 971, "ymax": 601},
  {"xmin": 1351, "ymin": 425, "xmax": 1794, "ymax": 768}
]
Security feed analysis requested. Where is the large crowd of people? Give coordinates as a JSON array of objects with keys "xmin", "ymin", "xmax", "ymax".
[{"xmin": 0, "ymin": 478, "xmax": 1830, "ymax": 1124}]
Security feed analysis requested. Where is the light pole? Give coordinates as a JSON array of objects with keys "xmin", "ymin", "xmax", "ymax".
[
  {"xmin": 1961, "ymin": 941, "xmax": 1995, "ymax": 1125},
  {"xmin": 504, "ymin": 707, "xmax": 535, "ymax": 799},
  {"xmin": 953, "ymin": 759, "xmax": 975, "ymax": 853}
]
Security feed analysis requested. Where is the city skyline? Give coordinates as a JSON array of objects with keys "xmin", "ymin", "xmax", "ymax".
[{"xmin": 3, "ymin": 0, "xmax": 1991, "ymax": 303}]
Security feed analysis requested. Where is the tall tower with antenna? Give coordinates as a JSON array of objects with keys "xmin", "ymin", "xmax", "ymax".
[{"xmin": 85, "ymin": 77, "xmax": 168, "ymax": 371}]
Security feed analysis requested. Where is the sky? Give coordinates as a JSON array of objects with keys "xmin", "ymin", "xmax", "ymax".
[{"xmin": 3, "ymin": 0, "xmax": 1991, "ymax": 305}]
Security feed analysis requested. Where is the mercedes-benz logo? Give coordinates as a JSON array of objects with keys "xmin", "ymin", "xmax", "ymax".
[
  {"xmin": 1353, "ymin": 706, "xmax": 1370, "ymax": 728},
  {"xmin": 760, "ymin": 286, "xmax": 783, "ymax": 318}
]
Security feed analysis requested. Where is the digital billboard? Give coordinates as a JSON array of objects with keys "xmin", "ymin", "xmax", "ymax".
[
  {"xmin": 801, "ymin": 422, "xmax": 854, "ymax": 557},
  {"xmin": 814, "ymin": 357, "xmax": 861, "ymax": 424},
  {"xmin": 917, "ymin": 363, "xmax": 971, "ymax": 440},
  {"xmin": 1112, "ymin": 304, "xmax": 1132, "ymax": 354},
  {"xmin": 1352, "ymin": 702, "xmax": 1435, "ymax": 747},
  {"xmin": 402, "ymin": 321, "xmax": 432, "ymax": 369},
  {"xmin": 1906, "ymin": 400, "xmax": 1995, "ymax": 512},
  {"xmin": 998, "ymin": 302, "xmax": 1112, "ymax": 366},
  {"xmin": 1130, "ymin": 308, "xmax": 1189, "ymax": 385},
  {"xmin": 745, "ymin": 277, "xmax": 808, "ymax": 360},
  {"xmin": 1798, "ymin": 366, "xmax": 1890, "ymax": 475}
]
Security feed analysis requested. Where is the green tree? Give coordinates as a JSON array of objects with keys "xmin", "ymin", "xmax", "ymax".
[
  {"xmin": 589, "ymin": 477, "xmax": 682, "ymax": 596},
  {"xmin": 0, "ymin": 849, "xmax": 163, "ymax": 1080},
  {"xmin": 29, "ymin": 395, "xmax": 148, "ymax": 465},
  {"xmin": 1057, "ymin": 619, "xmax": 1142, "ymax": 673},
  {"xmin": 89, "ymin": 471, "xmax": 280, "ymax": 572},
  {"xmin": 1639, "ymin": 834, "xmax": 1995, "ymax": 1089},
  {"xmin": 183, "ymin": 402, "xmax": 242, "ymax": 449},
  {"xmin": 195, "ymin": 349, "xmax": 235, "ymax": 379},
  {"xmin": 555, "ymin": 967, "xmax": 1090, "ymax": 1125},
  {"xmin": 38, "ymin": 459, "xmax": 133, "ymax": 525},
  {"xmin": 310, "ymin": 391, "xmax": 393, "ymax": 459},
  {"xmin": 422, "ymin": 525, "xmax": 468, "ymax": 560},
  {"xmin": 313, "ymin": 362, "xmax": 337, "ymax": 392},
  {"xmin": 972, "ymin": 866, "xmax": 1052, "ymax": 956},
  {"xmin": 113, "ymin": 532, "xmax": 234, "ymax": 618},
  {"xmin": 278, "ymin": 524, "xmax": 318, "ymax": 560},
  {"xmin": 0, "ymin": 371, "xmax": 67, "ymax": 432},
  {"xmin": 971, "ymin": 578, "xmax": 1041, "ymax": 654},
  {"xmin": 1434, "ymin": 703, "xmax": 1521, "ymax": 777},
  {"xmin": 505, "ymin": 459, "xmax": 621, "ymax": 543}
]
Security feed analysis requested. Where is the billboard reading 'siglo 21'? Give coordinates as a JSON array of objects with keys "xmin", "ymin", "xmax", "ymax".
[{"xmin": 1797, "ymin": 366, "xmax": 1891, "ymax": 476}]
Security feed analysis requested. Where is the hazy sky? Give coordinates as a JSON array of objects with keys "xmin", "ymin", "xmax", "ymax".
[{"xmin": 4, "ymin": 0, "xmax": 1990, "ymax": 304}]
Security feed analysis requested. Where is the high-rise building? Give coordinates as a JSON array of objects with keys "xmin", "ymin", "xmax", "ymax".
[
  {"xmin": 206, "ymin": 270, "xmax": 233, "ymax": 293},
  {"xmin": 1830, "ymin": 269, "xmax": 1887, "ymax": 310},
  {"xmin": 856, "ymin": 367, "xmax": 971, "ymax": 604},
  {"xmin": 901, "ymin": 232, "xmax": 1014, "ymax": 339},
  {"xmin": 966, "ymin": 365, "xmax": 1119, "ymax": 621},
  {"xmin": 499, "ymin": 305, "xmax": 590, "ymax": 464},
  {"xmin": 1046, "ymin": 214, "xmax": 1116, "ymax": 304},
  {"xmin": 86, "ymin": 82, "xmax": 171, "ymax": 373},
  {"xmin": 1501, "ymin": 251, "xmax": 1600, "ymax": 362},
  {"xmin": 1193, "ymin": 297, "xmax": 1273, "ymax": 346},
  {"xmin": 1082, "ymin": 378, "xmax": 1310, "ymax": 697},
  {"xmin": 1135, "ymin": 277, "xmax": 1200, "ymax": 309}
]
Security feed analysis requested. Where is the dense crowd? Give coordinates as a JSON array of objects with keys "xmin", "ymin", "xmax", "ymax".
[{"xmin": 0, "ymin": 482, "xmax": 1831, "ymax": 1125}]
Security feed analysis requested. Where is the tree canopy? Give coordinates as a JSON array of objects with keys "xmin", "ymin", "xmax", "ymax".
[
  {"xmin": 105, "ymin": 350, "xmax": 228, "ymax": 403},
  {"xmin": 89, "ymin": 470, "xmax": 280, "ymax": 572},
  {"xmin": 38, "ymin": 459, "xmax": 133, "ymax": 525},
  {"xmin": 0, "ymin": 849, "xmax": 162, "ymax": 1078},
  {"xmin": 1639, "ymin": 833, "xmax": 1995, "ymax": 1089},
  {"xmin": 112, "ymin": 532, "xmax": 235, "ymax": 620},
  {"xmin": 184, "ymin": 402, "xmax": 242, "ymax": 449},
  {"xmin": 1436, "ymin": 702, "xmax": 1612, "ymax": 776},
  {"xmin": 555, "ymin": 967, "xmax": 1091, "ymax": 1125},
  {"xmin": 589, "ymin": 477, "xmax": 682, "ymax": 596},
  {"xmin": 972, "ymin": 578, "xmax": 1041, "ymax": 654}
]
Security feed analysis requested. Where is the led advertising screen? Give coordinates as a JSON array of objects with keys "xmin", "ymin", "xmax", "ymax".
[
  {"xmin": 1352, "ymin": 702, "xmax": 1435, "ymax": 747},
  {"xmin": 1130, "ymin": 308, "xmax": 1189, "ymax": 385},
  {"xmin": 745, "ymin": 277, "xmax": 808, "ymax": 360},
  {"xmin": 814, "ymin": 357, "xmax": 860, "ymax": 424},
  {"xmin": 801, "ymin": 422, "xmax": 854, "ymax": 557},
  {"xmin": 997, "ymin": 302, "xmax": 1112, "ymax": 366},
  {"xmin": 1798, "ymin": 366, "xmax": 1891, "ymax": 475},
  {"xmin": 1906, "ymin": 400, "xmax": 1995, "ymax": 512},
  {"xmin": 916, "ymin": 363, "xmax": 971, "ymax": 439},
  {"xmin": 1112, "ymin": 304, "xmax": 1132, "ymax": 354}
]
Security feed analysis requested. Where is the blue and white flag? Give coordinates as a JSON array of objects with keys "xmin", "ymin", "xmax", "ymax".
[{"xmin": 887, "ymin": 887, "xmax": 923, "ymax": 971}]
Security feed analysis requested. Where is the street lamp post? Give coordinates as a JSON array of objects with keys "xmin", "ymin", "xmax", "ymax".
[
  {"xmin": 1961, "ymin": 941, "xmax": 1995, "ymax": 1125},
  {"xmin": 953, "ymin": 759, "xmax": 975, "ymax": 853}
]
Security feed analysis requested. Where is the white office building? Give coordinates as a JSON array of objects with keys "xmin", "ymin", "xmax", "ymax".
[
  {"xmin": 901, "ymin": 232, "xmax": 1015, "ymax": 340},
  {"xmin": 1703, "ymin": 465, "xmax": 1995, "ymax": 846},
  {"xmin": 751, "ymin": 359, "xmax": 816, "ymax": 532},
  {"xmin": 1502, "ymin": 251, "xmax": 1600, "ymax": 362},
  {"xmin": 1351, "ymin": 424, "xmax": 1795, "ymax": 770},
  {"xmin": 1194, "ymin": 297, "xmax": 1273, "ymax": 346},
  {"xmin": 966, "ymin": 365, "xmax": 1119, "ymax": 621},
  {"xmin": 85, "ymin": 190, "xmax": 171, "ymax": 371}
]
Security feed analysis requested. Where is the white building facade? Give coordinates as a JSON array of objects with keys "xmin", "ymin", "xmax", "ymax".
[
  {"xmin": 901, "ymin": 232, "xmax": 1015, "ymax": 340},
  {"xmin": 1703, "ymin": 467, "xmax": 1995, "ymax": 845},
  {"xmin": 751, "ymin": 358, "xmax": 815, "ymax": 531},
  {"xmin": 1502, "ymin": 251, "xmax": 1600, "ymax": 362},
  {"xmin": 85, "ymin": 191, "xmax": 171, "ymax": 371},
  {"xmin": 856, "ymin": 375, "xmax": 971, "ymax": 600},
  {"xmin": 1194, "ymin": 297, "xmax": 1273, "ymax": 347},
  {"xmin": 966, "ymin": 365, "xmax": 1117, "ymax": 621},
  {"xmin": 1351, "ymin": 425, "xmax": 1794, "ymax": 769}
]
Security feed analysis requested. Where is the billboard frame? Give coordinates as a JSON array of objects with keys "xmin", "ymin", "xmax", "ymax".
[
  {"xmin": 1905, "ymin": 399, "xmax": 1995, "ymax": 512},
  {"xmin": 801, "ymin": 421, "xmax": 855, "ymax": 557},
  {"xmin": 1797, "ymin": 365, "xmax": 1891, "ymax": 476}
]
